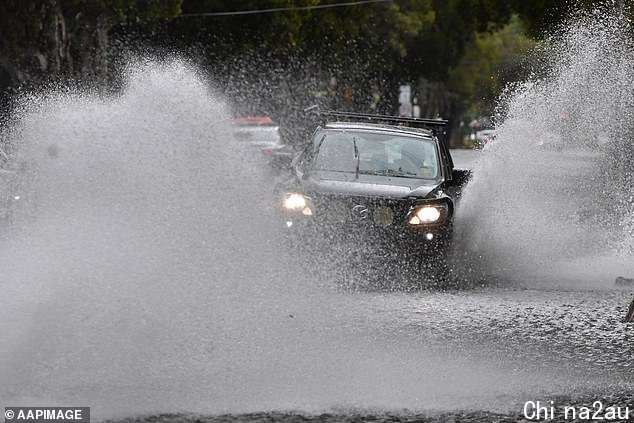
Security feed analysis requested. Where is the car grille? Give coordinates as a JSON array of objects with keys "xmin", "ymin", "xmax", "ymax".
[{"xmin": 311, "ymin": 194, "xmax": 414, "ymax": 229}]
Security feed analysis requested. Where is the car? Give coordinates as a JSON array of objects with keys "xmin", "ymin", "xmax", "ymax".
[
  {"xmin": 473, "ymin": 129, "xmax": 496, "ymax": 148},
  {"xmin": 276, "ymin": 111, "xmax": 471, "ymax": 283},
  {"xmin": 232, "ymin": 117, "xmax": 293, "ymax": 169}
]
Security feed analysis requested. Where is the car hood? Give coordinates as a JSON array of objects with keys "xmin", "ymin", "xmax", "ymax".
[{"xmin": 302, "ymin": 171, "xmax": 441, "ymax": 199}]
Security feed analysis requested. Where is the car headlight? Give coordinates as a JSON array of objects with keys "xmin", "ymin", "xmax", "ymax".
[
  {"xmin": 282, "ymin": 193, "xmax": 312, "ymax": 215},
  {"xmin": 283, "ymin": 193, "xmax": 306, "ymax": 210},
  {"xmin": 408, "ymin": 205, "xmax": 445, "ymax": 225}
]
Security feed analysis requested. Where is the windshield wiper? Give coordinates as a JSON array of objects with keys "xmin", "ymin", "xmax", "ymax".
[
  {"xmin": 313, "ymin": 133, "xmax": 327, "ymax": 157},
  {"xmin": 386, "ymin": 168, "xmax": 417, "ymax": 176},
  {"xmin": 306, "ymin": 133, "xmax": 327, "ymax": 172},
  {"xmin": 353, "ymin": 136, "xmax": 360, "ymax": 179},
  {"xmin": 358, "ymin": 169, "xmax": 420, "ymax": 178}
]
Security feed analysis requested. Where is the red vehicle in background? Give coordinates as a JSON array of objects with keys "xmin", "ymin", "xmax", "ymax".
[{"xmin": 232, "ymin": 117, "xmax": 293, "ymax": 169}]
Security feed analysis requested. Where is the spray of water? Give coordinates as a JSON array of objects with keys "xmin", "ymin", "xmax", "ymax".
[
  {"xmin": 2, "ymin": 55, "xmax": 599, "ymax": 420},
  {"xmin": 0, "ymin": 59, "xmax": 326, "ymax": 412},
  {"xmin": 455, "ymin": 9, "xmax": 634, "ymax": 287}
]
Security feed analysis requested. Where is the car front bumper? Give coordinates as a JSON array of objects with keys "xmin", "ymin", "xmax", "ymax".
[{"xmin": 283, "ymin": 212, "xmax": 452, "ymax": 255}]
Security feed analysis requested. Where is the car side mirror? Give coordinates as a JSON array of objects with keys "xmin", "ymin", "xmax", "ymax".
[{"xmin": 449, "ymin": 169, "xmax": 472, "ymax": 187}]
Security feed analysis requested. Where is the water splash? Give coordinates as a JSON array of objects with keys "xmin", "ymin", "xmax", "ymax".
[
  {"xmin": 455, "ymin": 9, "xmax": 634, "ymax": 287},
  {"xmin": 3, "ymin": 58, "xmax": 500, "ymax": 419},
  {"xmin": 0, "ymin": 57, "xmax": 587, "ymax": 420},
  {"xmin": 0, "ymin": 59, "xmax": 323, "ymax": 411}
]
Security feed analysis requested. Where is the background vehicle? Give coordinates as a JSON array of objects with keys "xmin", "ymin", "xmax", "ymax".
[
  {"xmin": 473, "ymin": 129, "xmax": 496, "ymax": 148},
  {"xmin": 232, "ymin": 117, "xmax": 293, "ymax": 169}
]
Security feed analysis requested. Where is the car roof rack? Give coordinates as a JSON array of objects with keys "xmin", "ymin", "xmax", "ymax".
[{"xmin": 315, "ymin": 109, "xmax": 448, "ymax": 133}]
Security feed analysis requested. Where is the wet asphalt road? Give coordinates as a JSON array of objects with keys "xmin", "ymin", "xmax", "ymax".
[
  {"xmin": 101, "ymin": 287, "xmax": 634, "ymax": 422},
  {"xmin": 106, "ymin": 286, "xmax": 634, "ymax": 422}
]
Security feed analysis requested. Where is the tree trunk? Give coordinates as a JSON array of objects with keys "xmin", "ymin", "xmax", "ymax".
[
  {"xmin": 0, "ymin": 1, "xmax": 110, "ymax": 93},
  {"xmin": 72, "ymin": 13, "xmax": 109, "ymax": 80},
  {"xmin": 40, "ymin": 0, "xmax": 70, "ymax": 75}
]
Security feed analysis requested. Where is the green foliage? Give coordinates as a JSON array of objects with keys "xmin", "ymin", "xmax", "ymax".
[
  {"xmin": 448, "ymin": 14, "xmax": 536, "ymax": 116},
  {"xmin": 61, "ymin": 0, "xmax": 182, "ymax": 24},
  {"xmin": 0, "ymin": 0, "xmax": 182, "ymax": 52},
  {"xmin": 2, "ymin": 0, "xmax": 622, "ymax": 124},
  {"xmin": 0, "ymin": 0, "xmax": 182, "ymax": 87},
  {"xmin": 508, "ymin": 0, "xmax": 599, "ymax": 37},
  {"xmin": 174, "ymin": 0, "xmax": 512, "ymax": 82},
  {"xmin": 401, "ymin": 0, "xmax": 513, "ymax": 81},
  {"xmin": 0, "ymin": 1, "xmax": 46, "ymax": 55}
]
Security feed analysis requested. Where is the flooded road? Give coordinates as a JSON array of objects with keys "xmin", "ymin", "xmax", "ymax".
[
  {"xmin": 1, "ymin": 12, "xmax": 634, "ymax": 418},
  {"xmin": 4, "ymin": 167, "xmax": 631, "ymax": 421},
  {"xmin": 1, "ymin": 80, "xmax": 632, "ymax": 421},
  {"xmin": 88, "ymin": 277, "xmax": 633, "ymax": 421}
]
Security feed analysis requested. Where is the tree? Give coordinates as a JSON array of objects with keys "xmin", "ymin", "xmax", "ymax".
[
  {"xmin": 0, "ymin": 0, "xmax": 182, "ymax": 91},
  {"xmin": 448, "ymin": 14, "xmax": 535, "ymax": 118}
]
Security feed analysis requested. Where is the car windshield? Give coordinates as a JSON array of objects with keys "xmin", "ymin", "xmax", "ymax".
[{"xmin": 311, "ymin": 129, "xmax": 439, "ymax": 179}]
